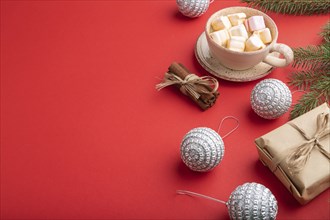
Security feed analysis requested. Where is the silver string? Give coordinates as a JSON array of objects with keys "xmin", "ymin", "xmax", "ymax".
[
  {"xmin": 217, "ymin": 116, "xmax": 240, "ymax": 139},
  {"xmin": 176, "ymin": 190, "xmax": 227, "ymax": 205}
]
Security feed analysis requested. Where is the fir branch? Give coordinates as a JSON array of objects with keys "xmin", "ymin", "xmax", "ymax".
[
  {"xmin": 292, "ymin": 44, "xmax": 330, "ymax": 69},
  {"xmin": 310, "ymin": 75, "xmax": 330, "ymax": 98},
  {"xmin": 288, "ymin": 69, "xmax": 328, "ymax": 90},
  {"xmin": 241, "ymin": 0, "xmax": 330, "ymax": 15},
  {"xmin": 290, "ymin": 91, "xmax": 323, "ymax": 119},
  {"xmin": 320, "ymin": 22, "xmax": 330, "ymax": 43},
  {"xmin": 289, "ymin": 22, "xmax": 330, "ymax": 119}
]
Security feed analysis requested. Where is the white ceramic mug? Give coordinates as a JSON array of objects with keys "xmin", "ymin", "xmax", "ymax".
[{"xmin": 205, "ymin": 7, "xmax": 294, "ymax": 71}]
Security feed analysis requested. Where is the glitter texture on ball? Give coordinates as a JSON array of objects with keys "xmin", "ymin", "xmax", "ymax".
[
  {"xmin": 251, "ymin": 78, "xmax": 292, "ymax": 119},
  {"xmin": 176, "ymin": 0, "xmax": 210, "ymax": 18},
  {"xmin": 180, "ymin": 127, "xmax": 224, "ymax": 172},
  {"xmin": 227, "ymin": 182, "xmax": 278, "ymax": 220}
]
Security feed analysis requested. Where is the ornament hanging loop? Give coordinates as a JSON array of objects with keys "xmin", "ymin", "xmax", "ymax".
[
  {"xmin": 176, "ymin": 190, "xmax": 227, "ymax": 205},
  {"xmin": 217, "ymin": 116, "xmax": 239, "ymax": 139}
]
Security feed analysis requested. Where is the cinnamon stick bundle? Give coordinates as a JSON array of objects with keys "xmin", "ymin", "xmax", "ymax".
[{"xmin": 156, "ymin": 62, "xmax": 219, "ymax": 110}]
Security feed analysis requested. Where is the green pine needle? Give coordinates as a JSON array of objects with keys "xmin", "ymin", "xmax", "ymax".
[
  {"xmin": 292, "ymin": 44, "xmax": 330, "ymax": 70},
  {"xmin": 290, "ymin": 92, "xmax": 322, "ymax": 119},
  {"xmin": 288, "ymin": 69, "xmax": 327, "ymax": 90},
  {"xmin": 289, "ymin": 22, "xmax": 330, "ymax": 119},
  {"xmin": 241, "ymin": 0, "xmax": 330, "ymax": 15},
  {"xmin": 320, "ymin": 22, "xmax": 330, "ymax": 43},
  {"xmin": 310, "ymin": 75, "xmax": 330, "ymax": 98}
]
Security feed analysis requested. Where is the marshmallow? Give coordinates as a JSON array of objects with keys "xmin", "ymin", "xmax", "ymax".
[
  {"xmin": 248, "ymin": 16, "xmax": 266, "ymax": 31},
  {"xmin": 228, "ymin": 24, "xmax": 249, "ymax": 39},
  {"xmin": 209, "ymin": 13, "xmax": 271, "ymax": 52},
  {"xmin": 210, "ymin": 29, "xmax": 230, "ymax": 47},
  {"xmin": 253, "ymin": 28, "xmax": 272, "ymax": 44},
  {"xmin": 228, "ymin": 13, "xmax": 247, "ymax": 26},
  {"xmin": 227, "ymin": 36, "xmax": 246, "ymax": 52},
  {"xmin": 244, "ymin": 19, "xmax": 250, "ymax": 32},
  {"xmin": 211, "ymin": 16, "xmax": 232, "ymax": 31},
  {"xmin": 245, "ymin": 35, "xmax": 266, "ymax": 51}
]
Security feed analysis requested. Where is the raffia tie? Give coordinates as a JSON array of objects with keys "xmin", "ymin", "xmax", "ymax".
[
  {"xmin": 156, "ymin": 72, "xmax": 219, "ymax": 100},
  {"xmin": 272, "ymin": 112, "xmax": 330, "ymax": 175}
]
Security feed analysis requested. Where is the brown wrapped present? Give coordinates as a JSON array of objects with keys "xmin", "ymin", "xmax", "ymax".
[{"xmin": 255, "ymin": 102, "xmax": 330, "ymax": 204}]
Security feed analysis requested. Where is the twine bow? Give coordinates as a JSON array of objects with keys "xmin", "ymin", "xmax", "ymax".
[
  {"xmin": 156, "ymin": 72, "xmax": 219, "ymax": 100},
  {"xmin": 272, "ymin": 112, "xmax": 330, "ymax": 175}
]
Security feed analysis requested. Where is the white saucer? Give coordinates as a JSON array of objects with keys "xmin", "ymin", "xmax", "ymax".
[{"xmin": 195, "ymin": 32, "xmax": 279, "ymax": 82}]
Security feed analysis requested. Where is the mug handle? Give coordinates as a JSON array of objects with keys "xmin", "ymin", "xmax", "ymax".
[{"xmin": 263, "ymin": 43, "xmax": 294, "ymax": 67}]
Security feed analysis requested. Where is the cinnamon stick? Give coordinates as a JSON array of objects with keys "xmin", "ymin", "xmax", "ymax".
[
  {"xmin": 178, "ymin": 63, "xmax": 219, "ymax": 100},
  {"xmin": 168, "ymin": 62, "xmax": 219, "ymax": 110}
]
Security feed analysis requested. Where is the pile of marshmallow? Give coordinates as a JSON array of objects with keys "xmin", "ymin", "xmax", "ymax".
[{"xmin": 210, "ymin": 13, "xmax": 272, "ymax": 52}]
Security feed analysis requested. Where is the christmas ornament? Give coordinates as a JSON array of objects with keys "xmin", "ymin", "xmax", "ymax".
[
  {"xmin": 176, "ymin": 0, "xmax": 213, "ymax": 18},
  {"xmin": 177, "ymin": 182, "xmax": 278, "ymax": 219},
  {"xmin": 180, "ymin": 127, "xmax": 224, "ymax": 172},
  {"xmin": 227, "ymin": 182, "xmax": 278, "ymax": 219},
  {"xmin": 251, "ymin": 78, "xmax": 292, "ymax": 119},
  {"xmin": 180, "ymin": 116, "xmax": 239, "ymax": 172}
]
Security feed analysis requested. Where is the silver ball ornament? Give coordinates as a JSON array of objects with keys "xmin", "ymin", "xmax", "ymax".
[
  {"xmin": 227, "ymin": 182, "xmax": 278, "ymax": 220},
  {"xmin": 180, "ymin": 127, "xmax": 224, "ymax": 172},
  {"xmin": 176, "ymin": 0, "xmax": 211, "ymax": 18},
  {"xmin": 251, "ymin": 78, "xmax": 292, "ymax": 119}
]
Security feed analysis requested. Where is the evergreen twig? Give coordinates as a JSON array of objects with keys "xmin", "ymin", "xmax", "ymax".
[
  {"xmin": 289, "ymin": 22, "xmax": 330, "ymax": 119},
  {"xmin": 292, "ymin": 44, "xmax": 330, "ymax": 69},
  {"xmin": 288, "ymin": 69, "xmax": 328, "ymax": 90},
  {"xmin": 241, "ymin": 0, "xmax": 330, "ymax": 15},
  {"xmin": 290, "ymin": 92, "xmax": 322, "ymax": 119},
  {"xmin": 310, "ymin": 75, "xmax": 330, "ymax": 98},
  {"xmin": 320, "ymin": 20, "xmax": 330, "ymax": 43}
]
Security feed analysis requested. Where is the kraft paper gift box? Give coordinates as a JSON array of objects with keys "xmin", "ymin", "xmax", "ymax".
[{"xmin": 255, "ymin": 102, "xmax": 330, "ymax": 204}]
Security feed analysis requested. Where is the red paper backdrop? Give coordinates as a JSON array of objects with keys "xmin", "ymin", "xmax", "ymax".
[{"xmin": 1, "ymin": 1, "xmax": 329, "ymax": 219}]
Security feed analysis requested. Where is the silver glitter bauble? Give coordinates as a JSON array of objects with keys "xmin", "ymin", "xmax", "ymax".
[
  {"xmin": 176, "ymin": 0, "xmax": 211, "ymax": 18},
  {"xmin": 227, "ymin": 182, "xmax": 278, "ymax": 220},
  {"xmin": 180, "ymin": 127, "xmax": 224, "ymax": 172},
  {"xmin": 251, "ymin": 78, "xmax": 292, "ymax": 119}
]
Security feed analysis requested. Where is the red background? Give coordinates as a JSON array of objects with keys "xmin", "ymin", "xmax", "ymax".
[{"xmin": 1, "ymin": 0, "xmax": 329, "ymax": 219}]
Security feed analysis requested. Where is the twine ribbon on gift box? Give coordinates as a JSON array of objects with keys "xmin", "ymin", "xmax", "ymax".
[{"xmin": 272, "ymin": 112, "xmax": 330, "ymax": 174}]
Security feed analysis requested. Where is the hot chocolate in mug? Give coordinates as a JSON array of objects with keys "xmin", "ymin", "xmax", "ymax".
[{"xmin": 205, "ymin": 7, "xmax": 294, "ymax": 71}]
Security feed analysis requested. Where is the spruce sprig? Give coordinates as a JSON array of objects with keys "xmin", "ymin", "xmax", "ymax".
[
  {"xmin": 320, "ymin": 22, "xmax": 330, "ymax": 42},
  {"xmin": 289, "ymin": 91, "xmax": 322, "ymax": 119},
  {"xmin": 288, "ymin": 22, "xmax": 330, "ymax": 119},
  {"xmin": 241, "ymin": 0, "xmax": 330, "ymax": 15},
  {"xmin": 292, "ymin": 44, "xmax": 330, "ymax": 70},
  {"xmin": 288, "ymin": 69, "xmax": 328, "ymax": 90},
  {"xmin": 310, "ymin": 75, "xmax": 330, "ymax": 97}
]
